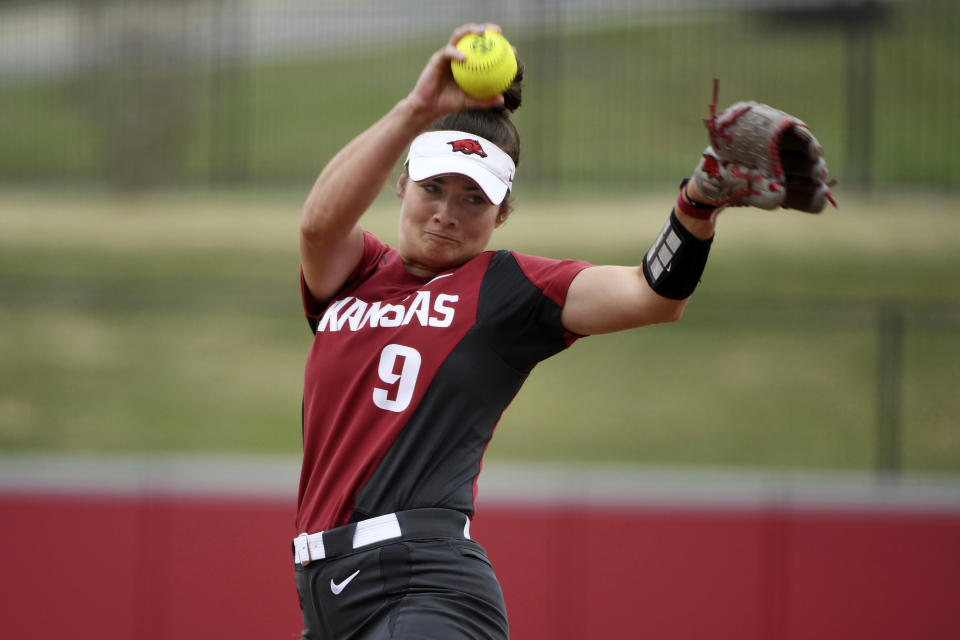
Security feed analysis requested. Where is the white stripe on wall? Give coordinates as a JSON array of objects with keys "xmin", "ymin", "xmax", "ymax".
[{"xmin": 2, "ymin": 453, "xmax": 959, "ymax": 513}]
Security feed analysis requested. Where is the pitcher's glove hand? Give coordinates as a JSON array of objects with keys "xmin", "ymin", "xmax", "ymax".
[{"xmin": 692, "ymin": 79, "xmax": 836, "ymax": 213}]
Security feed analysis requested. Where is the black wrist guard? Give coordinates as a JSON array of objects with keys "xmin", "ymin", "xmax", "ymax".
[{"xmin": 642, "ymin": 211, "xmax": 713, "ymax": 300}]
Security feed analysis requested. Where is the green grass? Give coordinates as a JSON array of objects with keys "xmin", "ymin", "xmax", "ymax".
[
  {"xmin": 1, "ymin": 186, "xmax": 958, "ymax": 473},
  {"xmin": 0, "ymin": 1, "xmax": 957, "ymax": 187}
]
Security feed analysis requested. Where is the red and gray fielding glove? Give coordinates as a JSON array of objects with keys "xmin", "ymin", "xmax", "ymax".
[{"xmin": 692, "ymin": 79, "xmax": 836, "ymax": 213}]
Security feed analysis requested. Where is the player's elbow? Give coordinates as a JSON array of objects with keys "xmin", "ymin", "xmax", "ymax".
[
  {"xmin": 300, "ymin": 200, "xmax": 328, "ymax": 240},
  {"xmin": 652, "ymin": 299, "xmax": 688, "ymax": 325},
  {"xmin": 621, "ymin": 299, "xmax": 688, "ymax": 332},
  {"xmin": 300, "ymin": 200, "xmax": 347, "ymax": 246}
]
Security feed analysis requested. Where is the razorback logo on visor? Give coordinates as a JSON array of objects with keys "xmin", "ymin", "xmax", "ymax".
[{"xmin": 447, "ymin": 139, "xmax": 487, "ymax": 158}]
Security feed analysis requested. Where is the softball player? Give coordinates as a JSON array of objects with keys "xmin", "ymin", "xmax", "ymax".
[{"xmin": 292, "ymin": 22, "xmax": 832, "ymax": 640}]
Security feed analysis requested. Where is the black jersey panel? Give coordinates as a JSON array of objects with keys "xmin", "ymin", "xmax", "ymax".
[
  {"xmin": 351, "ymin": 251, "xmax": 572, "ymax": 520},
  {"xmin": 477, "ymin": 251, "xmax": 573, "ymax": 371},
  {"xmin": 351, "ymin": 333, "xmax": 528, "ymax": 520}
]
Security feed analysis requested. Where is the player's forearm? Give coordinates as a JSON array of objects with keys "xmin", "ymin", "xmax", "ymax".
[{"xmin": 301, "ymin": 98, "xmax": 435, "ymax": 241}]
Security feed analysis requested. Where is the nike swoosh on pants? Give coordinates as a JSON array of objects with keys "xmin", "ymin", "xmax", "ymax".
[{"xmin": 330, "ymin": 569, "xmax": 360, "ymax": 595}]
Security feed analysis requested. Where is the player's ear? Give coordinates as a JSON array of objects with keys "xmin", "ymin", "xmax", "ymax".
[
  {"xmin": 495, "ymin": 205, "xmax": 510, "ymax": 228},
  {"xmin": 396, "ymin": 175, "xmax": 408, "ymax": 199}
]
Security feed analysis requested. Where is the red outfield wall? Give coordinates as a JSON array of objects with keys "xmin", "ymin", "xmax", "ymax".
[{"xmin": 2, "ymin": 457, "xmax": 959, "ymax": 639}]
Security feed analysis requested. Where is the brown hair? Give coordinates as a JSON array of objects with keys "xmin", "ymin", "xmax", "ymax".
[
  {"xmin": 426, "ymin": 61, "xmax": 523, "ymax": 166},
  {"xmin": 399, "ymin": 62, "xmax": 524, "ymax": 216}
]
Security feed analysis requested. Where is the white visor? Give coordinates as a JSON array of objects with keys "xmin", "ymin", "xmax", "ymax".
[{"xmin": 405, "ymin": 131, "xmax": 516, "ymax": 205}]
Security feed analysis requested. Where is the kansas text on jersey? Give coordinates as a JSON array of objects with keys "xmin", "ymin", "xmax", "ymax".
[{"xmin": 297, "ymin": 231, "xmax": 591, "ymax": 534}]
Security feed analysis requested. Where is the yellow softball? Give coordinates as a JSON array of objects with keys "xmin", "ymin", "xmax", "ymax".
[{"xmin": 450, "ymin": 31, "xmax": 518, "ymax": 100}]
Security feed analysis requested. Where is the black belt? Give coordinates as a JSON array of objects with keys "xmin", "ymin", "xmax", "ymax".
[{"xmin": 293, "ymin": 508, "xmax": 471, "ymax": 566}]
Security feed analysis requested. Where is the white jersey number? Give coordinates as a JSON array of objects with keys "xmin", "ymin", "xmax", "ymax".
[{"xmin": 373, "ymin": 344, "xmax": 422, "ymax": 413}]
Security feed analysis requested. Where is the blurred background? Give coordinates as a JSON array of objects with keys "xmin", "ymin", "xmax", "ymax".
[
  {"xmin": 1, "ymin": 0, "xmax": 959, "ymax": 638},
  {"xmin": 1, "ymin": 0, "xmax": 957, "ymax": 190},
  {"xmin": 2, "ymin": 0, "xmax": 957, "ymax": 470}
]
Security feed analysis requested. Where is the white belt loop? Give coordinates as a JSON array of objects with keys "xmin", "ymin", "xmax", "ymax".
[
  {"xmin": 294, "ymin": 531, "xmax": 325, "ymax": 566},
  {"xmin": 353, "ymin": 513, "xmax": 402, "ymax": 549},
  {"xmin": 294, "ymin": 532, "xmax": 311, "ymax": 566}
]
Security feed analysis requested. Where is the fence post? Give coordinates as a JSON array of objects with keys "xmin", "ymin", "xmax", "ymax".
[
  {"xmin": 843, "ymin": 1, "xmax": 883, "ymax": 190},
  {"xmin": 876, "ymin": 304, "xmax": 904, "ymax": 473},
  {"xmin": 527, "ymin": 0, "xmax": 564, "ymax": 185},
  {"xmin": 210, "ymin": 0, "xmax": 250, "ymax": 185}
]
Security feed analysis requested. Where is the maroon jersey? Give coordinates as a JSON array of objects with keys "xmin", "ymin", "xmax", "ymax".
[{"xmin": 296, "ymin": 231, "xmax": 592, "ymax": 533}]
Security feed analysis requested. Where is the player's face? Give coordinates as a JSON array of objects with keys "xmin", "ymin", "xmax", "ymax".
[{"xmin": 397, "ymin": 174, "xmax": 506, "ymax": 277}]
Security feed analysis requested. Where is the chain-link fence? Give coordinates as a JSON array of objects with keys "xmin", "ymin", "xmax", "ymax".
[
  {"xmin": 1, "ymin": 0, "xmax": 957, "ymax": 190},
  {"xmin": 1, "ymin": 0, "xmax": 958, "ymax": 475}
]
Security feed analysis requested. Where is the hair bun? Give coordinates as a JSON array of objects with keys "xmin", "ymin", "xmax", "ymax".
[{"xmin": 501, "ymin": 61, "xmax": 524, "ymax": 113}]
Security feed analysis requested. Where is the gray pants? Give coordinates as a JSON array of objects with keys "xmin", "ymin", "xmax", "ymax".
[{"xmin": 293, "ymin": 510, "xmax": 508, "ymax": 639}]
